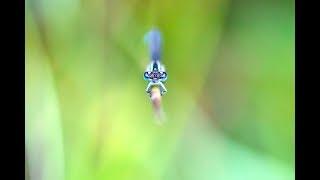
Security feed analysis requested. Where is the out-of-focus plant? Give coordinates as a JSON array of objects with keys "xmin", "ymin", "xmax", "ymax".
[{"xmin": 26, "ymin": 0, "xmax": 294, "ymax": 179}]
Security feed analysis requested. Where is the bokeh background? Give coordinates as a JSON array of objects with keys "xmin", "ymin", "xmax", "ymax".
[{"xmin": 25, "ymin": 0, "xmax": 294, "ymax": 179}]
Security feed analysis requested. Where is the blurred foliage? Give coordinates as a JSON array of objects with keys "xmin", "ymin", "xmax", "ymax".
[{"xmin": 26, "ymin": 0, "xmax": 294, "ymax": 179}]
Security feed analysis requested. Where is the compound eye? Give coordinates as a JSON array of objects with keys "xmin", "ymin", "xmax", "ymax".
[
  {"xmin": 144, "ymin": 72, "xmax": 152, "ymax": 79},
  {"xmin": 160, "ymin": 72, "xmax": 167, "ymax": 78}
]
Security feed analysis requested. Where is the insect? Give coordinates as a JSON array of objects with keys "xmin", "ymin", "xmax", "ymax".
[{"xmin": 143, "ymin": 29, "xmax": 168, "ymax": 96}]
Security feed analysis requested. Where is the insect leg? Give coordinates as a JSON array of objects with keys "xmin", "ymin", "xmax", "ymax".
[
  {"xmin": 159, "ymin": 82, "xmax": 167, "ymax": 95},
  {"xmin": 146, "ymin": 82, "xmax": 153, "ymax": 93}
]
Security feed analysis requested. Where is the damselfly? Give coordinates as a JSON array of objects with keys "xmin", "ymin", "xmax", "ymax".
[{"xmin": 143, "ymin": 29, "xmax": 168, "ymax": 96}]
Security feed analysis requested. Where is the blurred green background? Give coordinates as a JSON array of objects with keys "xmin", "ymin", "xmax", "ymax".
[{"xmin": 25, "ymin": 0, "xmax": 294, "ymax": 179}]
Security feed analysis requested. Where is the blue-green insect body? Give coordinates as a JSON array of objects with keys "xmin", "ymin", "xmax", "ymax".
[{"xmin": 143, "ymin": 29, "xmax": 168, "ymax": 96}]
